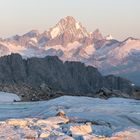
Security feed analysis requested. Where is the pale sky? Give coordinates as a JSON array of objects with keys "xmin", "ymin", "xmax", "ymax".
[{"xmin": 0, "ymin": 0, "xmax": 140, "ymax": 40}]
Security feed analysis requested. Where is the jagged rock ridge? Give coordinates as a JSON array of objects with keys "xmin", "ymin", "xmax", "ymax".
[{"xmin": 0, "ymin": 53, "xmax": 137, "ymax": 101}]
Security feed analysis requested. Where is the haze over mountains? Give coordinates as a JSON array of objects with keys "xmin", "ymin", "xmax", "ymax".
[{"xmin": 0, "ymin": 16, "xmax": 140, "ymax": 85}]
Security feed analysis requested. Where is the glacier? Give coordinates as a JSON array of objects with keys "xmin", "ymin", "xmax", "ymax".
[{"xmin": 0, "ymin": 96, "xmax": 139, "ymax": 139}]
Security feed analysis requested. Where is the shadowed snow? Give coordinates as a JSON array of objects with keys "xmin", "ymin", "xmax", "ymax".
[
  {"xmin": 0, "ymin": 92, "xmax": 21, "ymax": 103},
  {"xmin": 0, "ymin": 96, "xmax": 139, "ymax": 137}
]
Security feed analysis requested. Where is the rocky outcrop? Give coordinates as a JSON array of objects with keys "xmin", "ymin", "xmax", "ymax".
[
  {"xmin": 95, "ymin": 87, "xmax": 130, "ymax": 99},
  {"xmin": 0, "ymin": 113, "xmax": 139, "ymax": 140},
  {"xmin": 0, "ymin": 53, "xmax": 138, "ymax": 100},
  {"xmin": 133, "ymin": 86, "xmax": 140, "ymax": 100},
  {"xmin": 69, "ymin": 124, "xmax": 92, "ymax": 136},
  {"xmin": 0, "ymin": 83, "xmax": 64, "ymax": 101}
]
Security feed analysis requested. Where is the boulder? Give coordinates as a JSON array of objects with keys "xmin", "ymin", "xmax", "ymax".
[
  {"xmin": 37, "ymin": 116, "xmax": 69, "ymax": 125},
  {"xmin": 6, "ymin": 119, "xmax": 28, "ymax": 127},
  {"xmin": 56, "ymin": 110, "xmax": 66, "ymax": 118},
  {"xmin": 19, "ymin": 128, "xmax": 38, "ymax": 139},
  {"xmin": 69, "ymin": 124, "xmax": 92, "ymax": 136},
  {"xmin": 40, "ymin": 132, "xmax": 50, "ymax": 139},
  {"xmin": 133, "ymin": 87, "xmax": 140, "ymax": 99}
]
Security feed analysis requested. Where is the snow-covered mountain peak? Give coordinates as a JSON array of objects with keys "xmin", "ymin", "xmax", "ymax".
[
  {"xmin": 10, "ymin": 35, "xmax": 21, "ymax": 41},
  {"xmin": 91, "ymin": 29, "xmax": 104, "ymax": 41},
  {"xmin": 58, "ymin": 16, "xmax": 80, "ymax": 29},
  {"xmin": 49, "ymin": 16, "xmax": 89, "ymax": 39},
  {"xmin": 123, "ymin": 37, "xmax": 140, "ymax": 43},
  {"xmin": 120, "ymin": 37, "xmax": 140, "ymax": 52},
  {"xmin": 23, "ymin": 30, "xmax": 40, "ymax": 38},
  {"xmin": 61, "ymin": 16, "xmax": 77, "ymax": 24}
]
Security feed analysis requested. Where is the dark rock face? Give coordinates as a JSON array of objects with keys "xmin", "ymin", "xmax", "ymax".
[
  {"xmin": 0, "ymin": 43, "xmax": 9, "ymax": 56},
  {"xmin": 0, "ymin": 53, "xmax": 136, "ymax": 100},
  {"xmin": 95, "ymin": 87, "xmax": 130, "ymax": 99},
  {"xmin": 0, "ymin": 54, "xmax": 27, "ymax": 83},
  {"xmin": 133, "ymin": 86, "xmax": 140, "ymax": 100},
  {"xmin": 0, "ymin": 83, "xmax": 63, "ymax": 101}
]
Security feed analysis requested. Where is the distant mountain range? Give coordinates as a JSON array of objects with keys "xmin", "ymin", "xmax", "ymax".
[{"xmin": 0, "ymin": 16, "xmax": 140, "ymax": 85}]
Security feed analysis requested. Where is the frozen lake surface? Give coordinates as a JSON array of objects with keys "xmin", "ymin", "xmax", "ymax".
[{"xmin": 0, "ymin": 96, "xmax": 140, "ymax": 137}]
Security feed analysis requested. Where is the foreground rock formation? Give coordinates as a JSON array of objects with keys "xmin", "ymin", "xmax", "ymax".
[
  {"xmin": 0, "ymin": 115, "xmax": 139, "ymax": 140},
  {"xmin": 0, "ymin": 53, "xmax": 139, "ymax": 101}
]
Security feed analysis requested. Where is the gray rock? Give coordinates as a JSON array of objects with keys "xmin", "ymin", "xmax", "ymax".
[{"xmin": 0, "ymin": 53, "xmax": 138, "ymax": 100}]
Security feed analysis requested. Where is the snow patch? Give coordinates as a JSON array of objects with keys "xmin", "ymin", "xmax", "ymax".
[
  {"xmin": 51, "ymin": 27, "xmax": 60, "ymax": 38},
  {"xmin": 106, "ymin": 34, "xmax": 113, "ymax": 40},
  {"xmin": 0, "ymin": 92, "xmax": 21, "ymax": 102},
  {"xmin": 30, "ymin": 38, "xmax": 38, "ymax": 43},
  {"xmin": 45, "ymin": 41, "xmax": 81, "ymax": 56},
  {"xmin": 45, "ymin": 45, "xmax": 64, "ymax": 51},
  {"xmin": 66, "ymin": 41, "xmax": 81, "ymax": 51},
  {"xmin": 0, "ymin": 42, "xmax": 26, "ymax": 54},
  {"xmin": 113, "ymin": 39, "xmax": 140, "ymax": 59},
  {"xmin": 84, "ymin": 44, "xmax": 96, "ymax": 55},
  {"xmin": 75, "ymin": 22, "xmax": 81, "ymax": 29}
]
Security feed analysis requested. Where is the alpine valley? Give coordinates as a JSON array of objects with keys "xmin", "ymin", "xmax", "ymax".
[{"xmin": 0, "ymin": 16, "xmax": 140, "ymax": 85}]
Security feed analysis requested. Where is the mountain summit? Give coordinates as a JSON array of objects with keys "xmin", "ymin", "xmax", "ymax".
[
  {"xmin": 48, "ymin": 16, "xmax": 89, "ymax": 39},
  {"xmin": 0, "ymin": 16, "xmax": 140, "ymax": 85},
  {"xmin": 43, "ymin": 16, "xmax": 89, "ymax": 46}
]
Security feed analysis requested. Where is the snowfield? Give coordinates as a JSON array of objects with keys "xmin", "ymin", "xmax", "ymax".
[
  {"xmin": 0, "ymin": 92, "xmax": 21, "ymax": 102},
  {"xmin": 0, "ymin": 96, "xmax": 139, "ymax": 139}
]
